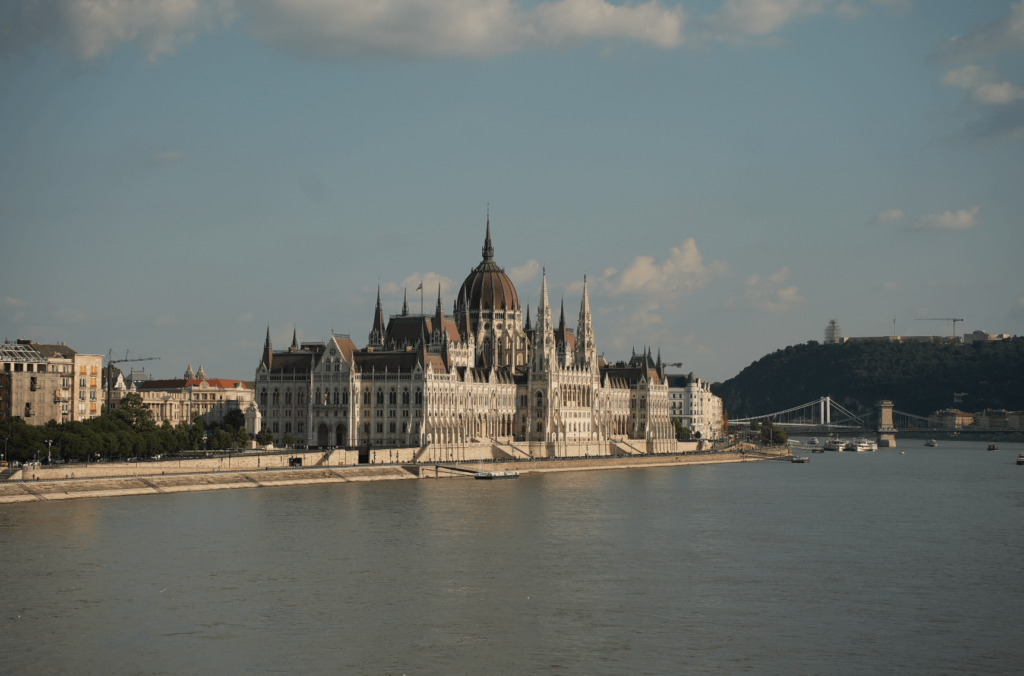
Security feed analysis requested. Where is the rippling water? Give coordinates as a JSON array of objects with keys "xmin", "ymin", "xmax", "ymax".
[{"xmin": 2, "ymin": 441, "xmax": 1022, "ymax": 675}]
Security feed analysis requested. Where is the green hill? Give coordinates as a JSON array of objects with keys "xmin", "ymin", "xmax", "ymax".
[{"xmin": 711, "ymin": 338, "xmax": 1024, "ymax": 419}]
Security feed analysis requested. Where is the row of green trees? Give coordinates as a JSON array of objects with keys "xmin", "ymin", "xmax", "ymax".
[{"xmin": 1, "ymin": 393, "xmax": 274, "ymax": 463}]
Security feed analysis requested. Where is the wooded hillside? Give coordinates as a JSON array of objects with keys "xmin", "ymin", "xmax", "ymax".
[{"xmin": 711, "ymin": 338, "xmax": 1024, "ymax": 418}]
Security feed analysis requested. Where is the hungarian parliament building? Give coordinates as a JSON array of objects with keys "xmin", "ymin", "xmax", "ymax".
[{"xmin": 253, "ymin": 220, "xmax": 676, "ymax": 461}]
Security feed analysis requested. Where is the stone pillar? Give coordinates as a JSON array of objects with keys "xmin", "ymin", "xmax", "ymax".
[{"xmin": 876, "ymin": 399, "xmax": 896, "ymax": 448}]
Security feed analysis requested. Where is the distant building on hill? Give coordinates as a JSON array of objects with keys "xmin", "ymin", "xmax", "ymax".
[
  {"xmin": 928, "ymin": 409, "xmax": 974, "ymax": 429},
  {"xmin": 963, "ymin": 330, "xmax": 1011, "ymax": 344},
  {"xmin": 824, "ymin": 319, "xmax": 843, "ymax": 344}
]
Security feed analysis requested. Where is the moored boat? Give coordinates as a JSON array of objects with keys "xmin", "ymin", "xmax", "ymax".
[
  {"xmin": 1017, "ymin": 453, "xmax": 1024, "ymax": 465},
  {"xmin": 924, "ymin": 439, "xmax": 938, "ymax": 447},
  {"xmin": 823, "ymin": 438, "xmax": 845, "ymax": 452},
  {"xmin": 809, "ymin": 437, "xmax": 820, "ymax": 445},
  {"xmin": 987, "ymin": 443, "xmax": 998, "ymax": 451},
  {"xmin": 475, "ymin": 471, "xmax": 520, "ymax": 480},
  {"xmin": 844, "ymin": 438, "xmax": 877, "ymax": 452}
]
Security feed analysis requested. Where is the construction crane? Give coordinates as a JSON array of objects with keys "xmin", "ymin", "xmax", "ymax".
[
  {"xmin": 105, "ymin": 349, "xmax": 159, "ymax": 412},
  {"xmin": 664, "ymin": 362, "xmax": 684, "ymax": 368},
  {"xmin": 914, "ymin": 318, "xmax": 964, "ymax": 338}
]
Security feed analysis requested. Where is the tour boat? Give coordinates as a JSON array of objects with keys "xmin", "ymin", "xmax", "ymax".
[
  {"xmin": 823, "ymin": 438, "xmax": 846, "ymax": 452},
  {"xmin": 809, "ymin": 437, "xmax": 820, "ymax": 445},
  {"xmin": 844, "ymin": 438, "xmax": 877, "ymax": 452},
  {"xmin": 475, "ymin": 471, "xmax": 520, "ymax": 480},
  {"xmin": 987, "ymin": 443, "xmax": 998, "ymax": 451},
  {"xmin": 1017, "ymin": 453, "xmax": 1024, "ymax": 466},
  {"xmin": 924, "ymin": 439, "xmax": 938, "ymax": 447}
]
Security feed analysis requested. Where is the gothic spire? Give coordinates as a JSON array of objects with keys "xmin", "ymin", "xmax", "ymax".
[
  {"xmin": 184, "ymin": 363, "xmax": 195, "ymax": 380},
  {"xmin": 482, "ymin": 206, "xmax": 494, "ymax": 262},
  {"xmin": 575, "ymin": 275, "xmax": 596, "ymax": 368},
  {"xmin": 369, "ymin": 286, "xmax": 386, "ymax": 347},
  {"xmin": 291, "ymin": 326, "xmax": 298, "ymax": 349},
  {"xmin": 264, "ymin": 325, "xmax": 272, "ymax": 349},
  {"xmin": 435, "ymin": 283, "xmax": 443, "ymax": 313},
  {"xmin": 524, "ymin": 304, "xmax": 532, "ymax": 331},
  {"xmin": 558, "ymin": 298, "xmax": 565, "ymax": 332},
  {"xmin": 402, "ymin": 288, "xmax": 409, "ymax": 316}
]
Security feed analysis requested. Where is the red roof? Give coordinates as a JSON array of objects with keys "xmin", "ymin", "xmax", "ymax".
[{"xmin": 137, "ymin": 379, "xmax": 252, "ymax": 390}]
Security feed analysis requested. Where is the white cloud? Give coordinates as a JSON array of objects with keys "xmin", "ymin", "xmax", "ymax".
[
  {"xmin": 881, "ymin": 281, "xmax": 899, "ymax": 291},
  {"xmin": 942, "ymin": 65, "xmax": 1024, "ymax": 106},
  {"xmin": 911, "ymin": 206, "xmax": 981, "ymax": 232},
  {"xmin": 508, "ymin": 259, "xmax": 540, "ymax": 285},
  {"xmin": 933, "ymin": 1, "xmax": 1024, "ymax": 62},
  {"xmin": 154, "ymin": 314, "xmax": 178, "ymax": 327},
  {"xmin": 1010, "ymin": 298, "xmax": 1024, "ymax": 320},
  {"xmin": 724, "ymin": 266, "xmax": 805, "ymax": 311},
  {"xmin": 708, "ymin": 0, "xmax": 828, "ymax": 38},
  {"xmin": 152, "ymin": 150, "xmax": 190, "ymax": 163},
  {"xmin": 869, "ymin": 208, "xmax": 903, "ymax": 224},
  {"xmin": 2, "ymin": 0, "xmax": 685, "ymax": 61},
  {"xmin": 245, "ymin": 0, "xmax": 686, "ymax": 59},
  {"xmin": 602, "ymin": 238, "xmax": 726, "ymax": 297},
  {"xmin": 236, "ymin": 313, "xmax": 254, "ymax": 323}
]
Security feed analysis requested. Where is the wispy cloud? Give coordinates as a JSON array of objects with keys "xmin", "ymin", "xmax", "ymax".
[
  {"xmin": 0, "ymin": 296, "xmax": 29, "ymax": 322},
  {"xmin": 2, "ymin": 0, "xmax": 685, "ymax": 62},
  {"xmin": 869, "ymin": 208, "xmax": 903, "ymax": 224},
  {"xmin": 931, "ymin": 2, "xmax": 1024, "ymax": 62},
  {"xmin": 911, "ymin": 206, "xmax": 981, "ymax": 232},
  {"xmin": 152, "ymin": 150, "xmax": 190, "ymax": 163},
  {"xmin": 154, "ymin": 314, "xmax": 178, "ymax": 327},
  {"xmin": 508, "ymin": 259, "xmax": 540, "ymax": 285},
  {"xmin": 724, "ymin": 266, "xmax": 805, "ymax": 312}
]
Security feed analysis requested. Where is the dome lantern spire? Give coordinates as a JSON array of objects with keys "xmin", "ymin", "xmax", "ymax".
[{"xmin": 482, "ymin": 205, "xmax": 494, "ymax": 262}]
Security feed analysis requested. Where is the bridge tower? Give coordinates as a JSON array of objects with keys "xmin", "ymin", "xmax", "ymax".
[{"xmin": 877, "ymin": 400, "xmax": 896, "ymax": 448}]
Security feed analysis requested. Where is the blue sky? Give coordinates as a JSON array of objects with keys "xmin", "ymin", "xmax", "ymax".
[{"xmin": 1, "ymin": 0, "xmax": 1022, "ymax": 383}]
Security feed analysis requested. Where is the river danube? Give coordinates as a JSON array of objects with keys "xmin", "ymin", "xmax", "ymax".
[{"xmin": 3, "ymin": 441, "xmax": 1022, "ymax": 675}]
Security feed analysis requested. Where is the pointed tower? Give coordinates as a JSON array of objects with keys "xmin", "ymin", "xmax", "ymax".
[
  {"xmin": 531, "ymin": 269, "xmax": 555, "ymax": 372},
  {"xmin": 402, "ymin": 288, "xmax": 409, "ymax": 316},
  {"xmin": 558, "ymin": 299, "xmax": 566, "ymax": 335},
  {"xmin": 291, "ymin": 326, "xmax": 299, "ymax": 351},
  {"xmin": 433, "ymin": 284, "xmax": 446, "ymax": 345},
  {"xmin": 524, "ymin": 304, "xmax": 532, "ymax": 332},
  {"xmin": 184, "ymin": 363, "xmax": 195, "ymax": 380},
  {"xmin": 575, "ymin": 276, "xmax": 597, "ymax": 369},
  {"xmin": 261, "ymin": 325, "xmax": 273, "ymax": 370},
  {"xmin": 369, "ymin": 286, "xmax": 386, "ymax": 348},
  {"xmin": 196, "ymin": 364, "xmax": 207, "ymax": 380}
]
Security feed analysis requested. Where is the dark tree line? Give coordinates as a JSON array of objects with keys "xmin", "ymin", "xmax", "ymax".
[
  {"xmin": 1, "ymin": 393, "xmax": 254, "ymax": 463},
  {"xmin": 712, "ymin": 337, "xmax": 1024, "ymax": 419}
]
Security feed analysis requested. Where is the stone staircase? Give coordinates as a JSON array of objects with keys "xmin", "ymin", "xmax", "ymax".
[
  {"xmin": 612, "ymin": 440, "xmax": 647, "ymax": 456},
  {"xmin": 492, "ymin": 442, "xmax": 531, "ymax": 461}
]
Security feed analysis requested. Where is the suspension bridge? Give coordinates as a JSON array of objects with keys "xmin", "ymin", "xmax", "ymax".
[{"xmin": 730, "ymin": 397, "xmax": 940, "ymax": 433}]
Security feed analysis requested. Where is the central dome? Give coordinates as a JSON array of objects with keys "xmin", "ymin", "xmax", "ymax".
[{"xmin": 458, "ymin": 220, "xmax": 519, "ymax": 313}]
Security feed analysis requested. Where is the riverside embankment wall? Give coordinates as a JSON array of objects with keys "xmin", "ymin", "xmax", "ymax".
[{"xmin": 0, "ymin": 445, "xmax": 786, "ymax": 505}]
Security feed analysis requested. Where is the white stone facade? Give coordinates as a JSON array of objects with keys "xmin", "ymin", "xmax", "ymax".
[
  {"xmin": 253, "ymin": 221, "xmax": 675, "ymax": 458},
  {"xmin": 667, "ymin": 374, "xmax": 724, "ymax": 440}
]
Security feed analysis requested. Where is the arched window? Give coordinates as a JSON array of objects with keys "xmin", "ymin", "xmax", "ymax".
[
  {"xmin": 363, "ymin": 389, "xmax": 371, "ymax": 405},
  {"xmin": 333, "ymin": 389, "xmax": 339, "ymax": 405},
  {"xmin": 285, "ymin": 390, "xmax": 292, "ymax": 405},
  {"xmin": 536, "ymin": 391, "xmax": 543, "ymax": 407},
  {"xmin": 273, "ymin": 389, "xmax": 280, "ymax": 405},
  {"xmin": 260, "ymin": 390, "xmax": 268, "ymax": 406},
  {"xmin": 402, "ymin": 388, "xmax": 410, "ymax": 405},
  {"xmin": 389, "ymin": 389, "xmax": 397, "ymax": 405},
  {"xmin": 415, "ymin": 389, "xmax": 422, "ymax": 405},
  {"xmin": 297, "ymin": 391, "xmax": 305, "ymax": 405},
  {"xmin": 342, "ymin": 388, "xmax": 349, "ymax": 405},
  {"xmin": 376, "ymin": 389, "xmax": 384, "ymax": 405}
]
